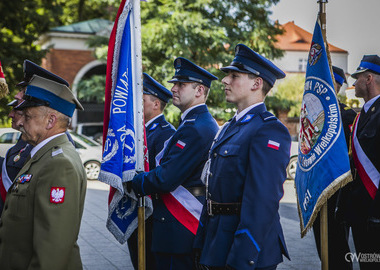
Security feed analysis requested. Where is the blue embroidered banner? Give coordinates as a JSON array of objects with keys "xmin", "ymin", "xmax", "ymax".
[
  {"xmin": 295, "ymin": 19, "xmax": 352, "ymax": 237},
  {"xmin": 98, "ymin": 0, "xmax": 152, "ymax": 244}
]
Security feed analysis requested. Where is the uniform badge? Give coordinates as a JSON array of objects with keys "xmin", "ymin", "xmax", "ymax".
[
  {"xmin": 241, "ymin": 114, "xmax": 254, "ymax": 123},
  {"xmin": 267, "ymin": 140, "xmax": 280, "ymax": 150},
  {"xmin": 149, "ymin": 123, "xmax": 159, "ymax": 131},
  {"xmin": 175, "ymin": 140, "xmax": 186, "ymax": 149},
  {"xmin": 16, "ymin": 174, "xmax": 32, "ymax": 184},
  {"xmin": 50, "ymin": 187, "xmax": 66, "ymax": 204}
]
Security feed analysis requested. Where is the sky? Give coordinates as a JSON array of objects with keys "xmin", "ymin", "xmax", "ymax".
[{"xmin": 269, "ymin": 0, "xmax": 380, "ymax": 85}]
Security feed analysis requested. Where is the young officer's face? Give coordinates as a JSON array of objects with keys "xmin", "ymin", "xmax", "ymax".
[
  {"xmin": 171, "ymin": 82, "xmax": 197, "ymax": 112},
  {"xmin": 222, "ymin": 71, "xmax": 254, "ymax": 105}
]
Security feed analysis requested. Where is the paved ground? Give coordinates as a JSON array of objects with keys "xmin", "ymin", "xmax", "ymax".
[{"xmin": 79, "ymin": 180, "xmax": 359, "ymax": 270}]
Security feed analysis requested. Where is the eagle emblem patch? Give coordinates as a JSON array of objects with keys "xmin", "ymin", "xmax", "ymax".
[{"xmin": 50, "ymin": 187, "xmax": 66, "ymax": 204}]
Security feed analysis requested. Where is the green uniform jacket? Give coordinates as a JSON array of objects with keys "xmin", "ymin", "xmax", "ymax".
[{"xmin": 0, "ymin": 134, "xmax": 87, "ymax": 270}]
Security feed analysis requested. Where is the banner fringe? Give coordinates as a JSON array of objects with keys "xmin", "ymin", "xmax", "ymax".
[{"xmin": 298, "ymin": 170, "xmax": 352, "ymax": 238}]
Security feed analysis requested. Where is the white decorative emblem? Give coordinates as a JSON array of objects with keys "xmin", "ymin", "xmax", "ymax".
[{"xmin": 50, "ymin": 187, "xmax": 65, "ymax": 204}]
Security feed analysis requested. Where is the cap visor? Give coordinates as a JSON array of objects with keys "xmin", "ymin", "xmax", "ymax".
[
  {"xmin": 16, "ymin": 81, "xmax": 28, "ymax": 87},
  {"xmin": 7, "ymin": 99, "xmax": 18, "ymax": 107},
  {"xmin": 351, "ymin": 68, "xmax": 368, "ymax": 79},
  {"xmin": 14, "ymin": 99, "xmax": 44, "ymax": 111},
  {"xmin": 220, "ymin": 65, "xmax": 250, "ymax": 74},
  {"xmin": 167, "ymin": 78, "xmax": 194, "ymax": 84}
]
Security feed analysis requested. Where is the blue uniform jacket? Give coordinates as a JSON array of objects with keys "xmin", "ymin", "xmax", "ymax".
[
  {"xmin": 146, "ymin": 115, "xmax": 176, "ymax": 170},
  {"xmin": 132, "ymin": 104, "xmax": 219, "ymax": 254},
  {"xmin": 194, "ymin": 103, "xmax": 291, "ymax": 269}
]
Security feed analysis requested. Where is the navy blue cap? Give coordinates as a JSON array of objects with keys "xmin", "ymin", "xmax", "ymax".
[
  {"xmin": 332, "ymin": 66, "xmax": 347, "ymax": 85},
  {"xmin": 351, "ymin": 55, "xmax": 380, "ymax": 79},
  {"xmin": 220, "ymin": 44, "xmax": 286, "ymax": 87},
  {"xmin": 17, "ymin": 60, "xmax": 69, "ymax": 87},
  {"xmin": 168, "ymin": 57, "xmax": 218, "ymax": 88},
  {"xmin": 15, "ymin": 75, "xmax": 83, "ymax": 117},
  {"xmin": 143, "ymin": 73, "xmax": 172, "ymax": 103}
]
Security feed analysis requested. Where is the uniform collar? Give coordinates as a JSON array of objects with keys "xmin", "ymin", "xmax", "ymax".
[
  {"xmin": 145, "ymin": 113, "xmax": 163, "ymax": 127},
  {"xmin": 363, "ymin": 94, "xmax": 380, "ymax": 113},
  {"xmin": 181, "ymin": 103, "xmax": 205, "ymax": 121},
  {"xmin": 234, "ymin": 102, "xmax": 264, "ymax": 121},
  {"xmin": 30, "ymin": 133, "xmax": 65, "ymax": 157}
]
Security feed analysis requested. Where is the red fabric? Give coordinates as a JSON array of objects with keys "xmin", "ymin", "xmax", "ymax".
[
  {"xmin": 351, "ymin": 114, "xmax": 377, "ymax": 199},
  {"xmin": 161, "ymin": 193, "xmax": 199, "ymax": 235},
  {"xmin": 104, "ymin": 0, "xmax": 127, "ymax": 205},
  {"xmin": 0, "ymin": 174, "xmax": 7, "ymax": 202}
]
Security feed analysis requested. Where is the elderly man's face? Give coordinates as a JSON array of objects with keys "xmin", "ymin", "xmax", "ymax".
[
  {"xmin": 8, "ymin": 109, "xmax": 24, "ymax": 130},
  {"xmin": 18, "ymin": 107, "xmax": 49, "ymax": 146}
]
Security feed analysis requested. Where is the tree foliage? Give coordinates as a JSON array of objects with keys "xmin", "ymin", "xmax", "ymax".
[
  {"xmin": 265, "ymin": 73, "xmax": 305, "ymax": 117},
  {"xmin": 140, "ymin": 0, "xmax": 284, "ymax": 121},
  {"xmin": 0, "ymin": 0, "xmax": 119, "ymax": 123},
  {"xmin": 0, "ymin": 0, "xmax": 284, "ymax": 123}
]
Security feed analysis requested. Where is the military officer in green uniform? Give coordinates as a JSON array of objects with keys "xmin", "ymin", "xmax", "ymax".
[{"xmin": 0, "ymin": 74, "xmax": 86, "ymax": 270}]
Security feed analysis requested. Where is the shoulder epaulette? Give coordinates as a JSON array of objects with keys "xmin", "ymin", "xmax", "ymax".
[
  {"xmin": 182, "ymin": 119, "xmax": 196, "ymax": 125},
  {"xmin": 260, "ymin": 111, "xmax": 277, "ymax": 122},
  {"xmin": 52, "ymin": 147, "xmax": 63, "ymax": 157}
]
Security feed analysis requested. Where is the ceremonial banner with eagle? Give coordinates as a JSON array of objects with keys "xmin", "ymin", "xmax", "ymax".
[
  {"xmin": 98, "ymin": 0, "xmax": 152, "ymax": 244},
  {"xmin": 295, "ymin": 19, "xmax": 352, "ymax": 237}
]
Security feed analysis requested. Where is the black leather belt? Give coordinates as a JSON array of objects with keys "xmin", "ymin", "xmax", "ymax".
[
  {"xmin": 207, "ymin": 200, "xmax": 241, "ymax": 216},
  {"xmin": 186, "ymin": 186, "xmax": 206, "ymax": 197}
]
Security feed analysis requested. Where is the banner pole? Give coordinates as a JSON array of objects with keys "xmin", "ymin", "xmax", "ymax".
[
  {"xmin": 132, "ymin": 0, "xmax": 145, "ymax": 269},
  {"xmin": 138, "ymin": 197, "xmax": 146, "ymax": 270},
  {"xmin": 318, "ymin": 1, "xmax": 329, "ymax": 270},
  {"xmin": 320, "ymin": 203, "xmax": 328, "ymax": 270}
]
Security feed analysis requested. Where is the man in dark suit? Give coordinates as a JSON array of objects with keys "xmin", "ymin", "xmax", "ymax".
[
  {"xmin": 130, "ymin": 58, "xmax": 219, "ymax": 270},
  {"xmin": 127, "ymin": 73, "xmax": 175, "ymax": 270},
  {"xmin": 346, "ymin": 55, "xmax": 380, "ymax": 269},
  {"xmin": 0, "ymin": 60, "xmax": 72, "ymax": 215},
  {"xmin": 194, "ymin": 44, "xmax": 291, "ymax": 270},
  {"xmin": 0, "ymin": 74, "xmax": 86, "ymax": 269},
  {"xmin": 312, "ymin": 65, "xmax": 357, "ymax": 269}
]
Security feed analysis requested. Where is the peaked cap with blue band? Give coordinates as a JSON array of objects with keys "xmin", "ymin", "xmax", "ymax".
[
  {"xmin": 167, "ymin": 57, "xmax": 218, "ymax": 88},
  {"xmin": 351, "ymin": 55, "xmax": 380, "ymax": 79},
  {"xmin": 17, "ymin": 60, "xmax": 69, "ymax": 87},
  {"xmin": 332, "ymin": 66, "xmax": 347, "ymax": 86},
  {"xmin": 220, "ymin": 44, "xmax": 286, "ymax": 87},
  {"xmin": 143, "ymin": 73, "xmax": 172, "ymax": 103},
  {"xmin": 16, "ymin": 75, "xmax": 83, "ymax": 117}
]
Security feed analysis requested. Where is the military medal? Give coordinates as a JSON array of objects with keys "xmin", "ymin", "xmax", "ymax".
[
  {"xmin": 13, "ymin": 154, "xmax": 20, "ymax": 162},
  {"xmin": 13, "ymin": 145, "xmax": 29, "ymax": 162}
]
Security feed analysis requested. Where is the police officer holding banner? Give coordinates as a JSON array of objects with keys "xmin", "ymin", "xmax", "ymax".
[
  {"xmin": 130, "ymin": 58, "xmax": 219, "ymax": 269},
  {"xmin": 127, "ymin": 73, "xmax": 176, "ymax": 270},
  {"xmin": 346, "ymin": 55, "xmax": 380, "ymax": 269},
  {"xmin": 193, "ymin": 44, "xmax": 291, "ymax": 270}
]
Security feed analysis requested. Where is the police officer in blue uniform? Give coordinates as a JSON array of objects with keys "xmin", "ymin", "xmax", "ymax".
[
  {"xmin": 0, "ymin": 60, "xmax": 72, "ymax": 215},
  {"xmin": 194, "ymin": 44, "xmax": 291, "ymax": 270},
  {"xmin": 127, "ymin": 73, "xmax": 175, "ymax": 270},
  {"xmin": 130, "ymin": 58, "xmax": 219, "ymax": 270},
  {"xmin": 345, "ymin": 55, "xmax": 380, "ymax": 269},
  {"xmin": 312, "ymin": 65, "xmax": 356, "ymax": 270}
]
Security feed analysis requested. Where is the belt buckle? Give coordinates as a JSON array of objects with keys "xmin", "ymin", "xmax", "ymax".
[{"xmin": 207, "ymin": 200, "xmax": 213, "ymax": 216}]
